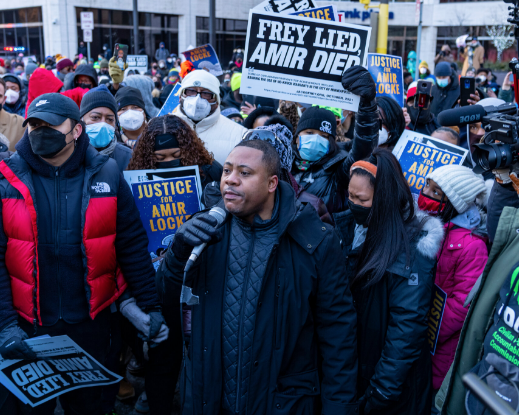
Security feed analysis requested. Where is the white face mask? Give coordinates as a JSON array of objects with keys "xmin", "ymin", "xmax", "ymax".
[
  {"xmin": 5, "ymin": 89, "xmax": 19, "ymax": 104},
  {"xmin": 419, "ymin": 67, "xmax": 427, "ymax": 75},
  {"xmin": 477, "ymin": 75, "xmax": 487, "ymax": 83},
  {"xmin": 182, "ymin": 95, "xmax": 211, "ymax": 121},
  {"xmin": 119, "ymin": 109, "xmax": 145, "ymax": 131},
  {"xmin": 378, "ymin": 127, "xmax": 389, "ymax": 146}
]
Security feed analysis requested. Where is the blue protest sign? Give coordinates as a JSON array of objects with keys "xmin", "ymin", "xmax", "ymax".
[
  {"xmin": 182, "ymin": 44, "xmax": 223, "ymax": 77},
  {"xmin": 289, "ymin": 5, "xmax": 338, "ymax": 21},
  {"xmin": 157, "ymin": 83, "xmax": 182, "ymax": 117},
  {"xmin": 367, "ymin": 53, "xmax": 404, "ymax": 107},
  {"xmin": 124, "ymin": 167, "xmax": 203, "ymax": 255},
  {"xmin": 427, "ymin": 284, "xmax": 447, "ymax": 355},
  {"xmin": 392, "ymin": 130, "xmax": 468, "ymax": 196}
]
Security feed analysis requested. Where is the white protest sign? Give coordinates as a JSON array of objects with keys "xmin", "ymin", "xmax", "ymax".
[
  {"xmin": 0, "ymin": 335, "xmax": 122, "ymax": 407},
  {"xmin": 254, "ymin": 0, "xmax": 315, "ymax": 13},
  {"xmin": 127, "ymin": 55, "xmax": 148, "ymax": 73},
  {"xmin": 80, "ymin": 12, "xmax": 94, "ymax": 30},
  {"xmin": 241, "ymin": 10, "xmax": 371, "ymax": 111}
]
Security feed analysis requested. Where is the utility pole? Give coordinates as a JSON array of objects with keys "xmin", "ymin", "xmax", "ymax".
[
  {"xmin": 415, "ymin": 0, "xmax": 423, "ymax": 81},
  {"xmin": 377, "ymin": 0, "xmax": 389, "ymax": 54},
  {"xmin": 133, "ymin": 0, "xmax": 139, "ymax": 54},
  {"xmin": 209, "ymin": 0, "xmax": 216, "ymax": 47}
]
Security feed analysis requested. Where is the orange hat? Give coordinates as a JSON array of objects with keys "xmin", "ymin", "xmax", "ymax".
[
  {"xmin": 351, "ymin": 160, "xmax": 377, "ymax": 177},
  {"xmin": 180, "ymin": 60, "xmax": 195, "ymax": 79}
]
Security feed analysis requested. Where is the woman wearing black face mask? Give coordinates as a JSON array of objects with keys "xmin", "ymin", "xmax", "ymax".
[
  {"xmin": 126, "ymin": 114, "xmax": 222, "ymax": 189},
  {"xmin": 333, "ymin": 147, "xmax": 444, "ymax": 415}
]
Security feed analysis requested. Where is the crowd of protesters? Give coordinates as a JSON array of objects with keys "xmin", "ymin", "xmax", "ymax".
[{"xmin": 0, "ymin": 35, "xmax": 518, "ymax": 415}]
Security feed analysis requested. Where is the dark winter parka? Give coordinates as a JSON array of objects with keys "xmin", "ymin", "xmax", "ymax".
[
  {"xmin": 159, "ymin": 181, "xmax": 358, "ymax": 415},
  {"xmin": 334, "ymin": 209, "xmax": 444, "ymax": 415},
  {"xmin": 430, "ymin": 71, "xmax": 460, "ymax": 117}
]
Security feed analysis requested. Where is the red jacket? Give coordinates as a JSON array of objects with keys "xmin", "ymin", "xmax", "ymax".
[{"xmin": 431, "ymin": 219, "xmax": 488, "ymax": 389}]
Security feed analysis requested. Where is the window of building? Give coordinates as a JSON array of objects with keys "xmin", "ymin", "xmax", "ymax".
[
  {"xmin": 76, "ymin": 8, "xmax": 179, "ymax": 63},
  {"xmin": 386, "ymin": 26, "xmax": 417, "ymax": 65},
  {"xmin": 196, "ymin": 18, "xmax": 248, "ymax": 69},
  {"xmin": 0, "ymin": 7, "xmax": 44, "ymax": 62}
]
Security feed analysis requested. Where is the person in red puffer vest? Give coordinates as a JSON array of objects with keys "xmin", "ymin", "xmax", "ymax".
[{"xmin": 0, "ymin": 93, "xmax": 165, "ymax": 415}]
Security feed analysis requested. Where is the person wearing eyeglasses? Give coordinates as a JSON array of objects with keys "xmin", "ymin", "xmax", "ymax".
[{"xmin": 173, "ymin": 70, "xmax": 246, "ymax": 165}]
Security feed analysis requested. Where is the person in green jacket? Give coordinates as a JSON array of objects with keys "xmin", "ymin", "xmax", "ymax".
[{"xmin": 435, "ymin": 205, "xmax": 519, "ymax": 414}]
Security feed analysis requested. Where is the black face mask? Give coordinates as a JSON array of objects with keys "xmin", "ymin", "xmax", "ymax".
[
  {"xmin": 348, "ymin": 199, "xmax": 372, "ymax": 227},
  {"xmin": 155, "ymin": 159, "xmax": 182, "ymax": 169},
  {"xmin": 100, "ymin": 69, "xmax": 109, "ymax": 75},
  {"xmin": 406, "ymin": 105, "xmax": 432, "ymax": 125},
  {"xmin": 78, "ymin": 83, "xmax": 92, "ymax": 90},
  {"xmin": 29, "ymin": 126, "xmax": 74, "ymax": 158}
]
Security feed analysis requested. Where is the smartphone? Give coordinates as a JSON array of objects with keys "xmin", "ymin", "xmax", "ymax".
[
  {"xmin": 413, "ymin": 80, "xmax": 433, "ymax": 110},
  {"xmin": 459, "ymin": 77, "xmax": 475, "ymax": 107},
  {"xmin": 113, "ymin": 43, "xmax": 129, "ymax": 70},
  {"xmin": 510, "ymin": 73, "xmax": 515, "ymax": 83}
]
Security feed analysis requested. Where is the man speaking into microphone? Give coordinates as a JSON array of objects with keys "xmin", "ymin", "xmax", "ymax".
[{"xmin": 159, "ymin": 139, "xmax": 358, "ymax": 414}]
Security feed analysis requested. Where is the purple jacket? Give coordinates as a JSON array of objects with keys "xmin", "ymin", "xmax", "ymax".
[{"xmin": 432, "ymin": 209, "xmax": 488, "ymax": 389}]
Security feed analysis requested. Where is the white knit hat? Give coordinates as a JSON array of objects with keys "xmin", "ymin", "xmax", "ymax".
[
  {"xmin": 426, "ymin": 165, "xmax": 487, "ymax": 213},
  {"xmin": 179, "ymin": 69, "xmax": 221, "ymax": 103}
]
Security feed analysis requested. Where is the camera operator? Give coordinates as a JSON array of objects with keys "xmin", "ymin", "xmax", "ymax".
[{"xmin": 434, "ymin": 45, "xmax": 454, "ymax": 65}]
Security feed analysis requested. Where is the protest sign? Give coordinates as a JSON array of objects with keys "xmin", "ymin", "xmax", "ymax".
[
  {"xmin": 393, "ymin": 130, "xmax": 468, "ymax": 195},
  {"xmin": 157, "ymin": 83, "xmax": 182, "ymax": 116},
  {"xmin": 367, "ymin": 53, "xmax": 404, "ymax": 107},
  {"xmin": 0, "ymin": 336, "xmax": 122, "ymax": 407},
  {"xmin": 427, "ymin": 284, "xmax": 447, "ymax": 355},
  {"xmin": 254, "ymin": 0, "xmax": 315, "ymax": 13},
  {"xmin": 124, "ymin": 167, "xmax": 203, "ymax": 254},
  {"xmin": 241, "ymin": 11, "xmax": 370, "ymax": 111},
  {"xmin": 127, "ymin": 55, "xmax": 148, "ymax": 73},
  {"xmin": 181, "ymin": 44, "xmax": 223, "ymax": 77},
  {"xmin": 289, "ymin": 5, "xmax": 338, "ymax": 21}
]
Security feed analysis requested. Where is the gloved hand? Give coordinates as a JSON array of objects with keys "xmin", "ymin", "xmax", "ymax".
[
  {"xmin": 0, "ymin": 323, "xmax": 36, "ymax": 360},
  {"xmin": 341, "ymin": 66, "xmax": 377, "ymax": 107},
  {"xmin": 493, "ymin": 168, "xmax": 512, "ymax": 184},
  {"xmin": 363, "ymin": 385, "xmax": 388, "ymax": 414},
  {"xmin": 171, "ymin": 213, "xmax": 223, "ymax": 260},
  {"xmin": 119, "ymin": 298, "xmax": 169, "ymax": 346},
  {"xmin": 109, "ymin": 57, "xmax": 127, "ymax": 84}
]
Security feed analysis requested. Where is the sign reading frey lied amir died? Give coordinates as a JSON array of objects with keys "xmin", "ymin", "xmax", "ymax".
[{"xmin": 240, "ymin": 10, "xmax": 371, "ymax": 111}]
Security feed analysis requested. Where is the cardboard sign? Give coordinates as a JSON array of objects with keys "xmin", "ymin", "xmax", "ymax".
[
  {"xmin": 124, "ymin": 167, "xmax": 203, "ymax": 254},
  {"xmin": 127, "ymin": 55, "xmax": 148, "ymax": 73},
  {"xmin": 181, "ymin": 44, "xmax": 223, "ymax": 77},
  {"xmin": 254, "ymin": 0, "xmax": 315, "ymax": 13},
  {"xmin": 0, "ymin": 336, "xmax": 122, "ymax": 407},
  {"xmin": 367, "ymin": 53, "xmax": 404, "ymax": 107},
  {"xmin": 289, "ymin": 5, "xmax": 338, "ymax": 21},
  {"xmin": 427, "ymin": 284, "xmax": 447, "ymax": 355},
  {"xmin": 157, "ymin": 83, "xmax": 182, "ymax": 117},
  {"xmin": 392, "ymin": 130, "xmax": 468, "ymax": 195},
  {"xmin": 241, "ymin": 10, "xmax": 370, "ymax": 111}
]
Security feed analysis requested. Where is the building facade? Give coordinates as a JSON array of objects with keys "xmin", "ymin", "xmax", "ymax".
[{"xmin": 0, "ymin": 0, "xmax": 514, "ymax": 72}]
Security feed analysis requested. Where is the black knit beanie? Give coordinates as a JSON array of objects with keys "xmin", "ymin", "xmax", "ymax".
[
  {"xmin": 79, "ymin": 84, "xmax": 118, "ymax": 119},
  {"xmin": 115, "ymin": 86, "xmax": 146, "ymax": 114},
  {"xmin": 295, "ymin": 106, "xmax": 336, "ymax": 138}
]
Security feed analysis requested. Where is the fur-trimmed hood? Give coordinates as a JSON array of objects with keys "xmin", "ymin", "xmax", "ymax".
[{"xmin": 414, "ymin": 208, "xmax": 445, "ymax": 259}]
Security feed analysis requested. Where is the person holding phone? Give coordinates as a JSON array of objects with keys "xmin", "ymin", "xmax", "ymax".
[
  {"xmin": 405, "ymin": 81, "xmax": 441, "ymax": 135},
  {"xmin": 430, "ymin": 62, "xmax": 460, "ymax": 117},
  {"xmin": 498, "ymin": 71, "xmax": 515, "ymax": 103}
]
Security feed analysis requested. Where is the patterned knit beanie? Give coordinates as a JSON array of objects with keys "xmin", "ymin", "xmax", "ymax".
[{"xmin": 426, "ymin": 165, "xmax": 487, "ymax": 213}]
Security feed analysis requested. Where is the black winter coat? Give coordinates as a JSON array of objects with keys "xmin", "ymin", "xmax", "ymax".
[
  {"xmin": 430, "ymin": 73, "xmax": 460, "ymax": 117},
  {"xmin": 159, "ymin": 181, "xmax": 358, "ymax": 415},
  {"xmin": 334, "ymin": 209, "xmax": 443, "ymax": 415}
]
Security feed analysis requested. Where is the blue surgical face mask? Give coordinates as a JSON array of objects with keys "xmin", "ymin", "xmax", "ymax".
[
  {"xmin": 86, "ymin": 122, "xmax": 115, "ymax": 148},
  {"xmin": 298, "ymin": 134, "xmax": 330, "ymax": 162},
  {"xmin": 437, "ymin": 77, "xmax": 449, "ymax": 88}
]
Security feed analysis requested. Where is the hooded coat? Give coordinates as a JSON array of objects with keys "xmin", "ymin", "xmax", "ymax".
[
  {"xmin": 430, "ymin": 72, "xmax": 460, "ymax": 117},
  {"xmin": 3, "ymin": 89, "xmax": 27, "ymax": 117},
  {"xmin": 123, "ymin": 75, "xmax": 159, "ymax": 118},
  {"xmin": 431, "ymin": 206, "xmax": 488, "ymax": 390},
  {"xmin": 334, "ymin": 209, "xmax": 444, "ymax": 415},
  {"xmin": 73, "ymin": 64, "xmax": 99, "ymax": 88},
  {"xmin": 159, "ymin": 181, "xmax": 359, "ymax": 414}
]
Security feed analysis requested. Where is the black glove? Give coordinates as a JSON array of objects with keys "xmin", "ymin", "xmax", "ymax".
[
  {"xmin": 363, "ymin": 385, "xmax": 388, "ymax": 414},
  {"xmin": 358, "ymin": 395, "xmax": 368, "ymax": 415},
  {"xmin": 341, "ymin": 66, "xmax": 377, "ymax": 107},
  {"xmin": 0, "ymin": 323, "xmax": 36, "ymax": 360},
  {"xmin": 172, "ymin": 213, "xmax": 223, "ymax": 260}
]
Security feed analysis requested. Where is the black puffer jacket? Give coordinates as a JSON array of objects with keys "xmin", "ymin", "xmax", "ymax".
[
  {"xmin": 159, "ymin": 181, "xmax": 358, "ymax": 414},
  {"xmin": 430, "ymin": 72, "xmax": 460, "ymax": 117},
  {"xmin": 291, "ymin": 104, "xmax": 378, "ymax": 214},
  {"xmin": 334, "ymin": 209, "xmax": 443, "ymax": 415}
]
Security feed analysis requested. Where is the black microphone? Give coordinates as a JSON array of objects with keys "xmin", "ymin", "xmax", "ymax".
[
  {"xmin": 438, "ymin": 103, "xmax": 517, "ymax": 127},
  {"xmin": 181, "ymin": 206, "xmax": 228, "ymax": 305}
]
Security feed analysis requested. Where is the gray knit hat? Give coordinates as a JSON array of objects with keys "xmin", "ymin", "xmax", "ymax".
[{"xmin": 426, "ymin": 165, "xmax": 487, "ymax": 213}]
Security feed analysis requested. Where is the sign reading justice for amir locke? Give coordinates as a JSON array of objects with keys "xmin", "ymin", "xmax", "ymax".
[{"xmin": 241, "ymin": 10, "xmax": 371, "ymax": 111}]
